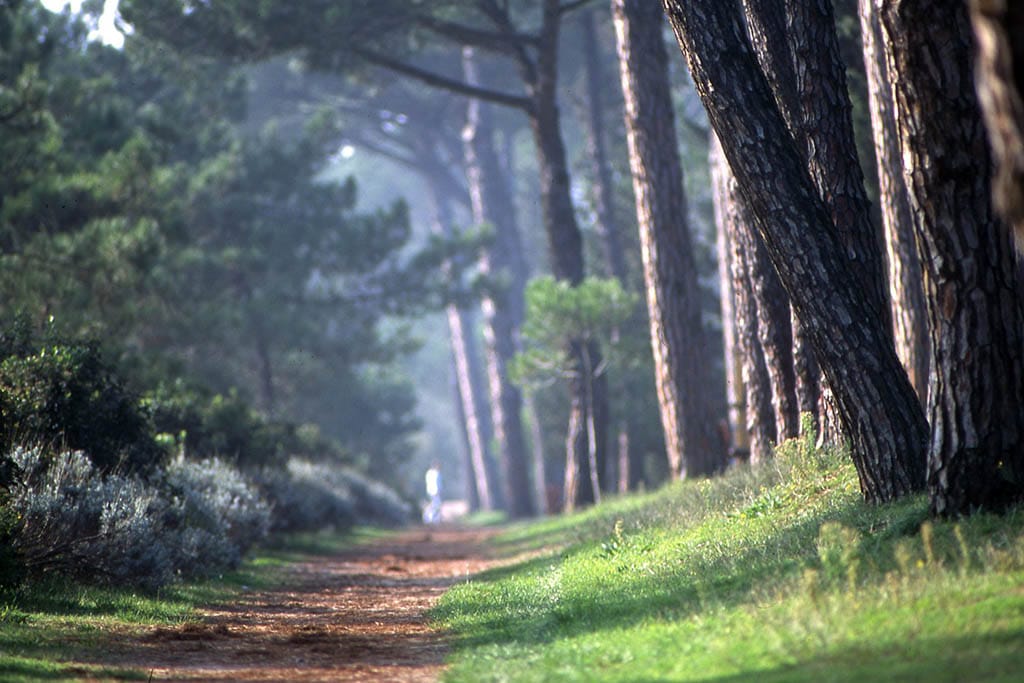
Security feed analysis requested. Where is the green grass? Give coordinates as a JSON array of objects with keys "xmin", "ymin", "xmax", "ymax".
[
  {"xmin": 433, "ymin": 437, "xmax": 1024, "ymax": 682},
  {"xmin": 0, "ymin": 527, "xmax": 364, "ymax": 682}
]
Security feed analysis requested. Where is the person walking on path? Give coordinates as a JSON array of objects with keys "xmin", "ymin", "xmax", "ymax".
[{"xmin": 424, "ymin": 461, "xmax": 443, "ymax": 524}]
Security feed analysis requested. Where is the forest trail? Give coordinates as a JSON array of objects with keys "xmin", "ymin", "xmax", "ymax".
[{"xmin": 112, "ymin": 527, "xmax": 499, "ymax": 682}]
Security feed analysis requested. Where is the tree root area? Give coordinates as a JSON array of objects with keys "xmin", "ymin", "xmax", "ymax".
[{"xmin": 106, "ymin": 527, "xmax": 498, "ymax": 682}]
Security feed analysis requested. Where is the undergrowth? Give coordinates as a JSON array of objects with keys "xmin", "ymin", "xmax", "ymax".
[{"xmin": 434, "ymin": 429, "xmax": 1024, "ymax": 682}]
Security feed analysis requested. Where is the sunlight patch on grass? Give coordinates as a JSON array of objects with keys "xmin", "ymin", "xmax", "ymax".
[{"xmin": 435, "ymin": 446, "xmax": 1024, "ymax": 682}]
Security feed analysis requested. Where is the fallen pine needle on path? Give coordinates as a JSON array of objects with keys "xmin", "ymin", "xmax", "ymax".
[{"xmin": 113, "ymin": 526, "xmax": 500, "ymax": 682}]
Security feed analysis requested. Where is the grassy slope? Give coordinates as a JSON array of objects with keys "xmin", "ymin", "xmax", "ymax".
[
  {"xmin": 434, "ymin": 437, "xmax": 1024, "ymax": 682},
  {"xmin": 0, "ymin": 529, "xmax": 365, "ymax": 682}
]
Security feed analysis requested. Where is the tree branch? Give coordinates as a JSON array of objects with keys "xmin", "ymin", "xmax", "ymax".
[
  {"xmin": 559, "ymin": 0, "xmax": 597, "ymax": 15},
  {"xmin": 417, "ymin": 16, "xmax": 540, "ymax": 54},
  {"xmin": 354, "ymin": 48, "xmax": 534, "ymax": 113}
]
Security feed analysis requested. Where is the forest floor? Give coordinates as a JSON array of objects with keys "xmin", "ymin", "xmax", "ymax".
[{"xmin": 99, "ymin": 526, "xmax": 500, "ymax": 682}]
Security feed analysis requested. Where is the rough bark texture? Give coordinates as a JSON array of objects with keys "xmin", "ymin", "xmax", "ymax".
[
  {"xmin": 712, "ymin": 137, "xmax": 778, "ymax": 465},
  {"xmin": 880, "ymin": 0, "xmax": 1024, "ymax": 515},
  {"xmin": 613, "ymin": 0, "xmax": 724, "ymax": 478},
  {"xmin": 742, "ymin": 221, "xmax": 800, "ymax": 442},
  {"xmin": 859, "ymin": 0, "xmax": 930, "ymax": 403},
  {"xmin": 745, "ymin": 0, "xmax": 894, "ymax": 447},
  {"xmin": 662, "ymin": 0, "xmax": 928, "ymax": 501},
  {"xmin": 790, "ymin": 312, "xmax": 821, "ymax": 430},
  {"xmin": 462, "ymin": 49, "xmax": 534, "ymax": 519}
]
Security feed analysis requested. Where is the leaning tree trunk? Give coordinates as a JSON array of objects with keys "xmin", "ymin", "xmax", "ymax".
[
  {"xmin": 710, "ymin": 136, "xmax": 778, "ymax": 465},
  {"xmin": 745, "ymin": 0, "xmax": 895, "ymax": 446},
  {"xmin": 879, "ymin": 0, "xmax": 1024, "ymax": 515},
  {"xmin": 612, "ymin": 0, "xmax": 725, "ymax": 478},
  {"xmin": 463, "ymin": 49, "xmax": 535, "ymax": 519},
  {"xmin": 662, "ymin": 0, "xmax": 928, "ymax": 502},
  {"xmin": 858, "ymin": 0, "xmax": 930, "ymax": 404}
]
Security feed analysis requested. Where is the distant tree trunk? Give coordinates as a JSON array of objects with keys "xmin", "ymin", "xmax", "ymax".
[
  {"xmin": 710, "ymin": 141, "xmax": 749, "ymax": 456},
  {"xmin": 712, "ymin": 137, "xmax": 780, "ymax": 465},
  {"xmin": 427, "ymin": 187, "xmax": 495, "ymax": 511},
  {"xmin": 662, "ymin": 0, "xmax": 928, "ymax": 501},
  {"xmin": 462, "ymin": 49, "xmax": 534, "ymax": 519},
  {"xmin": 523, "ymin": 393, "xmax": 549, "ymax": 514},
  {"xmin": 790, "ymin": 313, "xmax": 820, "ymax": 431},
  {"xmin": 528, "ymin": 0, "xmax": 608, "ymax": 508},
  {"xmin": 858, "ymin": 0, "xmax": 929, "ymax": 404},
  {"xmin": 744, "ymin": 224, "xmax": 799, "ymax": 442},
  {"xmin": 448, "ymin": 359, "xmax": 481, "ymax": 511},
  {"xmin": 613, "ymin": 0, "xmax": 725, "ymax": 478},
  {"xmin": 579, "ymin": 9, "xmax": 632, "ymax": 493},
  {"xmin": 969, "ymin": 0, "xmax": 1024, "ymax": 255},
  {"xmin": 579, "ymin": 9, "xmax": 630, "ymax": 285},
  {"xmin": 880, "ymin": 0, "xmax": 1024, "ymax": 515}
]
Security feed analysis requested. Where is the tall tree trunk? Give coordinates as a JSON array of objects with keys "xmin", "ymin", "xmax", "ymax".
[
  {"xmin": 859, "ymin": 0, "xmax": 930, "ymax": 404},
  {"xmin": 711, "ymin": 141, "xmax": 749, "ymax": 456},
  {"xmin": 791, "ymin": 313, "xmax": 821, "ymax": 431},
  {"xmin": 745, "ymin": 0, "xmax": 894, "ymax": 447},
  {"xmin": 711, "ymin": 136, "xmax": 778, "ymax": 465},
  {"xmin": 462, "ymin": 49, "xmax": 534, "ymax": 519},
  {"xmin": 880, "ymin": 0, "xmax": 1024, "ymax": 515},
  {"xmin": 662, "ymin": 0, "xmax": 928, "ymax": 501},
  {"xmin": 523, "ymin": 393, "xmax": 549, "ymax": 514},
  {"xmin": 579, "ymin": 9, "xmax": 632, "ymax": 493},
  {"xmin": 448, "ymin": 357, "xmax": 481, "ymax": 511},
  {"xmin": 579, "ymin": 9, "xmax": 630, "ymax": 285},
  {"xmin": 427, "ymin": 187, "xmax": 495, "ymax": 511},
  {"xmin": 613, "ymin": 0, "xmax": 725, "ymax": 478},
  {"xmin": 530, "ymin": 0, "xmax": 608, "ymax": 506}
]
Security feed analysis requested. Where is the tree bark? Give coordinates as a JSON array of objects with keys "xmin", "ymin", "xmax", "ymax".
[
  {"xmin": 613, "ymin": 0, "xmax": 725, "ymax": 478},
  {"xmin": 859, "ymin": 0, "xmax": 929, "ymax": 404},
  {"xmin": 880, "ymin": 0, "xmax": 1024, "ymax": 515},
  {"xmin": 462, "ymin": 48, "xmax": 535, "ymax": 519},
  {"xmin": 662, "ymin": 0, "xmax": 928, "ymax": 501},
  {"xmin": 711, "ymin": 136, "xmax": 778, "ymax": 465}
]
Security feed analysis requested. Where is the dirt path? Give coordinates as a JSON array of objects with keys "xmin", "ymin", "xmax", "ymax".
[{"xmin": 116, "ymin": 526, "xmax": 499, "ymax": 682}]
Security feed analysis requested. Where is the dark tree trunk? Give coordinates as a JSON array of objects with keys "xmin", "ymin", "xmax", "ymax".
[
  {"xmin": 880, "ymin": 0, "xmax": 1024, "ymax": 515},
  {"xmin": 613, "ymin": 0, "xmax": 725, "ymax": 478},
  {"xmin": 579, "ymin": 9, "xmax": 632, "ymax": 493},
  {"xmin": 662, "ymin": 0, "xmax": 928, "ymax": 501},
  {"xmin": 462, "ymin": 49, "xmax": 534, "ymax": 519},
  {"xmin": 528, "ymin": 0, "xmax": 608, "ymax": 508},
  {"xmin": 579, "ymin": 9, "xmax": 630, "ymax": 285},
  {"xmin": 711, "ymin": 138, "xmax": 779, "ymax": 465},
  {"xmin": 743, "ymin": 221, "xmax": 800, "ymax": 442},
  {"xmin": 791, "ymin": 312, "xmax": 821, "ymax": 432},
  {"xmin": 745, "ymin": 0, "xmax": 894, "ymax": 447},
  {"xmin": 859, "ymin": 0, "xmax": 930, "ymax": 404}
]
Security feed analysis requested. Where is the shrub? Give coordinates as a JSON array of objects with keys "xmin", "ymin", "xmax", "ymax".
[
  {"xmin": 254, "ymin": 458, "xmax": 410, "ymax": 533},
  {"xmin": 6, "ymin": 447, "xmax": 174, "ymax": 590},
  {"xmin": 161, "ymin": 455, "xmax": 270, "ymax": 569},
  {"xmin": 0, "ymin": 337, "xmax": 161, "ymax": 474},
  {"xmin": 5, "ymin": 447, "xmax": 270, "ymax": 590}
]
